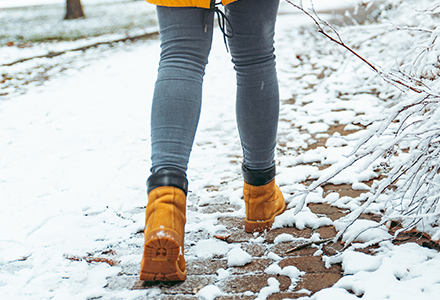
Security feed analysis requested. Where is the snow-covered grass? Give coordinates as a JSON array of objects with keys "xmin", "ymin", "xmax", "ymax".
[
  {"xmin": 0, "ymin": 1, "xmax": 158, "ymax": 102},
  {"xmin": 0, "ymin": 0, "xmax": 116, "ymax": 8},
  {"xmin": 0, "ymin": 0, "xmax": 156, "ymax": 45}
]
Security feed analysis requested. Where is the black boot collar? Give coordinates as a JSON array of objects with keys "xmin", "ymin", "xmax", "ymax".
[
  {"xmin": 147, "ymin": 168, "xmax": 188, "ymax": 195},
  {"xmin": 242, "ymin": 164, "xmax": 275, "ymax": 186}
]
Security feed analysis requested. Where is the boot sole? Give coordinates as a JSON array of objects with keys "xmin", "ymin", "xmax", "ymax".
[
  {"xmin": 140, "ymin": 229, "xmax": 186, "ymax": 282},
  {"xmin": 245, "ymin": 202, "xmax": 287, "ymax": 233}
]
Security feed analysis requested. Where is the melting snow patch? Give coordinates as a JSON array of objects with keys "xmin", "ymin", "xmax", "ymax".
[
  {"xmin": 304, "ymin": 122, "xmax": 330, "ymax": 134},
  {"xmin": 265, "ymin": 262, "xmax": 282, "ymax": 275},
  {"xmin": 351, "ymin": 182, "xmax": 370, "ymax": 191},
  {"xmin": 340, "ymin": 250, "xmax": 382, "ymax": 275},
  {"xmin": 256, "ymin": 277, "xmax": 280, "ymax": 300},
  {"xmin": 227, "ymin": 247, "xmax": 252, "ymax": 267},
  {"xmin": 194, "ymin": 239, "xmax": 230, "ymax": 259},
  {"xmin": 334, "ymin": 243, "xmax": 440, "ymax": 299},
  {"xmin": 298, "ymin": 287, "xmax": 358, "ymax": 300},
  {"xmin": 277, "ymin": 165, "xmax": 320, "ymax": 185},
  {"xmin": 297, "ymin": 288, "xmax": 312, "ymax": 296},
  {"xmin": 316, "ymin": 242, "xmax": 440, "ymax": 299},
  {"xmin": 325, "ymin": 134, "xmax": 348, "ymax": 147},
  {"xmin": 313, "ymin": 249, "xmax": 323, "ymax": 256},
  {"xmin": 282, "ymin": 265, "xmax": 304, "ymax": 290},
  {"xmin": 266, "ymin": 262, "xmax": 304, "ymax": 290},
  {"xmin": 144, "ymin": 287, "xmax": 161, "ymax": 298},
  {"xmin": 250, "ymin": 235, "xmax": 265, "ymax": 243},
  {"xmin": 196, "ymin": 285, "xmax": 224, "ymax": 300},
  {"xmin": 334, "ymin": 219, "xmax": 391, "ymax": 244},
  {"xmin": 273, "ymin": 208, "xmax": 333, "ymax": 230},
  {"xmin": 267, "ymin": 251, "xmax": 282, "ymax": 261},
  {"xmin": 216, "ymin": 268, "xmax": 229, "ymax": 280},
  {"xmin": 273, "ymin": 233, "xmax": 296, "ymax": 244}
]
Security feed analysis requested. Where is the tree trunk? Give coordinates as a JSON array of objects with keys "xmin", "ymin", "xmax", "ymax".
[{"xmin": 64, "ymin": 0, "xmax": 85, "ymax": 20}]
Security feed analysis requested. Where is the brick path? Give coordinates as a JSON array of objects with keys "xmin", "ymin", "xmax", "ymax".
[
  {"xmin": 127, "ymin": 122, "xmax": 437, "ymax": 299},
  {"xmin": 132, "ymin": 213, "xmax": 344, "ymax": 299},
  {"xmin": 129, "ymin": 122, "xmax": 365, "ymax": 299}
]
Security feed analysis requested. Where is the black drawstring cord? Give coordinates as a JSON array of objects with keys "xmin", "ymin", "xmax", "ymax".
[{"xmin": 203, "ymin": 3, "xmax": 235, "ymax": 52}]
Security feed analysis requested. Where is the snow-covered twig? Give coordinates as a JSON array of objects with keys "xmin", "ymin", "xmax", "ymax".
[
  {"xmin": 287, "ymin": 0, "xmax": 440, "ymax": 241},
  {"xmin": 285, "ymin": 237, "xmax": 334, "ymax": 254},
  {"xmin": 284, "ymin": 0, "xmax": 438, "ymax": 96}
]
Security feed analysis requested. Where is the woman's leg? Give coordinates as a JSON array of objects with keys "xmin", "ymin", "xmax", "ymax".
[
  {"xmin": 226, "ymin": 0, "xmax": 285, "ymax": 233},
  {"xmin": 225, "ymin": 0, "xmax": 280, "ymax": 171},
  {"xmin": 150, "ymin": 6, "xmax": 214, "ymax": 174},
  {"xmin": 141, "ymin": 6, "xmax": 214, "ymax": 282}
]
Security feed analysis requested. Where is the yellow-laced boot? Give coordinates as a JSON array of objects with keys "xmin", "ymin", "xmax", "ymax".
[
  {"xmin": 242, "ymin": 164, "xmax": 286, "ymax": 233},
  {"xmin": 140, "ymin": 168, "xmax": 188, "ymax": 282}
]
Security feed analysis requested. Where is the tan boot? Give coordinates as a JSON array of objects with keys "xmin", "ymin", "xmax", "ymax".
[
  {"xmin": 242, "ymin": 165, "xmax": 286, "ymax": 233},
  {"xmin": 140, "ymin": 169, "xmax": 188, "ymax": 282}
]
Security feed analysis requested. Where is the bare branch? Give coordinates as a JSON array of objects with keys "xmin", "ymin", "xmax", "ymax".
[{"xmin": 284, "ymin": 0, "xmax": 439, "ymax": 96}]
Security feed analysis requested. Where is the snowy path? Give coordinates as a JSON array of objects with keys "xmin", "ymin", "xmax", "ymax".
[
  {"xmin": 0, "ymin": 36, "xmax": 160, "ymax": 299},
  {"xmin": 2, "ymin": 5, "xmax": 440, "ymax": 300}
]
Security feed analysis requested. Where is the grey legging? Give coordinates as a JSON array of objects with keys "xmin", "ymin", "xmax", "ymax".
[{"xmin": 150, "ymin": 0, "xmax": 280, "ymax": 173}]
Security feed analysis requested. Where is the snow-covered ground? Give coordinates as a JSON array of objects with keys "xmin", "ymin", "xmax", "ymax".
[
  {"xmin": 0, "ymin": 0, "xmax": 122, "ymax": 8},
  {"xmin": 1, "ymin": 0, "xmax": 440, "ymax": 299},
  {"xmin": 0, "ymin": 0, "xmax": 360, "ymax": 9}
]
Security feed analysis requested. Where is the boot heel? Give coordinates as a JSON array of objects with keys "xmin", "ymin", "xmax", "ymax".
[
  {"xmin": 245, "ymin": 218, "xmax": 273, "ymax": 233},
  {"xmin": 140, "ymin": 229, "xmax": 186, "ymax": 281},
  {"xmin": 244, "ymin": 204, "xmax": 286, "ymax": 233}
]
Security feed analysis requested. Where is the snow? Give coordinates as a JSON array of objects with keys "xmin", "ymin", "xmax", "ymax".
[
  {"xmin": 335, "ymin": 219, "xmax": 392, "ymax": 244},
  {"xmin": 265, "ymin": 263, "xmax": 283, "ymax": 275},
  {"xmin": 227, "ymin": 247, "xmax": 252, "ymax": 267},
  {"xmin": 298, "ymin": 288, "xmax": 358, "ymax": 300},
  {"xmin": 339, "ymin": 250, "xmax": 382, "ymax": 275},
  {"xmin": 282, "ymin": 265, "xmax": 304, "ymax": 290},
  {"xmin": 0, "ymin": 0, "xmax": 157, "ymax": 72},
  {"xmin": 256, "ymin": 277, "xmax": 280, "ymax": 300},
  {"xmin": 323, "ymin": 243, "xmax": 440, "ymax": 300},
  {"xmin": 273, "ymin": 207, "xmax": 333, "ymax": 230},
  {"xmin": 2, "ymin": 0, "xmax": 440, "ymax": 299},
  {"xmin": 0, "ymin": 0, "xmax": 122, "ymax": 8},
  {"xmin": 265, "ymin": 262, "xmax": 304, "ymax": 290},
  {"xmin": 276, "ymin": 165, "xmax": 320, "ymax": 185},
  {"xmin": 194, "ymin": 239, "xmax": 230, "ymax": 259},
  {"xmin": 216, "ymin": 268, "xmax": 229, "ymax": 280},
  {"xmin": 267, "ymin": 251, "xmax": 283, "ymax": 261},
  {"xmin": 305, "ymin": 243, "xmax": 440, "ymax": 300},
  {"xmin": 0, "ymin": 0, "xmax": 361, "ymax": 9},
  {"xmin": 0, "ymin": 40, "xmax": 155, "ymax": 300},
  {"xmin": 273, "ymin": 233, "xmax": 296, "ymax": 244},
  {"xmin": 197, "ymin": 284, "xmax": 225, "ymax": 300},
  {"xmin": 351, "ymin": 182, "xmax": 370, "ymax": 191}
]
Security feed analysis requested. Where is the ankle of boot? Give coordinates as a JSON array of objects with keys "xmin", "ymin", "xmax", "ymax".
[
  {"xmin": 147, "ymin": 168, "xmax": 188, "ymax": 195},
  {"xmin": 242, "ymin": 164, "xmax": 275, "ymax": 186}
]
